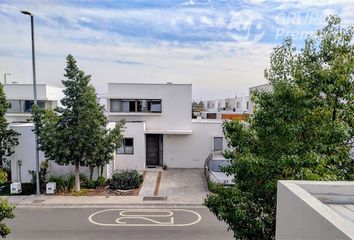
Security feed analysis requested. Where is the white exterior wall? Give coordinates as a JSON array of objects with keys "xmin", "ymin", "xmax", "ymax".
[
  {"xmin": 10, "ymin": 124, "xmax": 46, "ymax": 183},
  {"xmin": 276, "ymin": 181, "xmax": 354, "ymax": 240},
  {"xmin": 163, "ymin": 120, "xmax": 226, "ymax": 168},
  {"xmin": 9, "ymin": 123, "xmax": 102, "ymax": 183},
  {"xmin": 107, "ymin": 83, "xmax": 192, "ymax": 131},
  {"xmin": 114, "ymin": 122, "xmax": 146, "ymax": 170},
  {"xmin": 4, "ymin": 84, "xmax": 64, "ymax": 123}
]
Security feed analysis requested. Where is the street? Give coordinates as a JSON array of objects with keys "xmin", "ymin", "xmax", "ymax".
[{"xmin": 6, "ymin": 207, "xmax": 233, "ymax": 240}]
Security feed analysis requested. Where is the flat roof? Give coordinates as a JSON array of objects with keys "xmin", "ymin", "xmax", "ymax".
[
  {"xmin": 108, "ymin": 82, "xmax": 192, "ymax": 86},
  {"xmin": 4, "ymin": 83, "xmax": 63, "ymax": 88},
  {"xmin": 279, "ymin": 181, "xmax": 354, "ymax": 238}
]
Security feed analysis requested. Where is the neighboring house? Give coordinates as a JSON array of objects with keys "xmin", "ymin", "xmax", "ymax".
[
  {"xmin": 248, "ymin": 83, "xmax": 272, "ymax": 114},
  {"xmin": 4, "ymin": 84, "xmax": 64, "ymax": 183},
  {"xmin": 6, "ymin": 82, "xmax": 227, "ymax": 182},
  {"xmin": 4, "ymin": 84, "xmax": 64, "ymax": 123}
]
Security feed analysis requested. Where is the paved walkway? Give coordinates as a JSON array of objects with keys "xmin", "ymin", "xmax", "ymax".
[
  {"xmin": 1, "ymin": 169, "xmax": 209, "ymax": 208},
  {"xmin": 139, "ymin": 171, "xmax": 160, "ymax": 196}
]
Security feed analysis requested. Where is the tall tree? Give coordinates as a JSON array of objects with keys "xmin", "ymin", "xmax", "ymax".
[
  {"xmin": 0, "ymin": 83, "xmax": 19, "ymax": 168},
  {"xmin": 32, "ymin": 55, "xmax": 124, "ymax": 191},
  {"xmin": 204, "ymin": 16, "xmax": 354, "ymax": 240},
  {"xmin": 86, "ymin": 120, "xmax": 125, "ymax": 180}
]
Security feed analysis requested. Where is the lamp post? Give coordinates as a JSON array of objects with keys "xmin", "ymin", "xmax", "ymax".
[
  {"xmin": 21, "ymin": 10, "xmax": 40, "ymax": 195},
  {"xmin": 3, "ymin": 73, "xmax": 11, "ymax": 85}
]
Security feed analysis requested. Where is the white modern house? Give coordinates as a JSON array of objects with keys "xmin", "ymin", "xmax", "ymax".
[
  {"xmin": 5, "ymin": 82, "xmax": 227, "ymax": 182},
  {"xmin": 106, "ymin": 83, "xmax": 227, "ymax": 174}
]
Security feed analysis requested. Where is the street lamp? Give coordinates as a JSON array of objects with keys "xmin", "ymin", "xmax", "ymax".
[
  {"xmin": 21, "ymin": 10, "xmax": 40, "ymax": 195},
  {"xmin": 3, "ymin": 73, "xmax": 11, "ymax": 85}
]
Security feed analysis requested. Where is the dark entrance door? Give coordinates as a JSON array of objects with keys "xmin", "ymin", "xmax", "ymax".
[{"xmin": 146, "ymin": 134, "xmax": 160, "ymax": 166}]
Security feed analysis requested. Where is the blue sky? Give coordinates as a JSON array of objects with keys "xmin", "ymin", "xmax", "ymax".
[{"xmin": 0, "ymin": 0, "xmax": 353, "ymax": 98}]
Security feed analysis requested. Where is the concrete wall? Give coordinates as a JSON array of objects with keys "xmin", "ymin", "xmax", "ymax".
[
  {"xmin": 114, "ymin": 121, "xmax": 146, "ymax": 170},
  {"xmin": 276, "ymin": 181, "xmax": 353, "ymax": 240},
  {"xmin": 107, "ymin": 83, "xmax": 192, "ymax": 131},
  {"xmin": 9, "ymin": 123, "xmax": 104, "ymax": 183},
  {"xmin": 163, "ymin": 120, "xmax": 226, "ymax": 168},
  {"xmin": 4, "ymin": 84, "xmax": 63, "ymax": 101}
]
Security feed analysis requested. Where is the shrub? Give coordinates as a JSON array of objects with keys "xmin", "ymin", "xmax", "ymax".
[
  {"xmin": 97, "ymin": 176, "xmax": 106, "ymax": 187},
  {"xmin": 110, "ymin": 170, "xmax": 143, "ymax": 190},
  {"xmin": 48, "ymin": 175, "xmax": 75, "ymax": 193},
  {"xmin": 86, "ymin": 180, "xmax": 97, "ymax": 189},
  {"xmin": 0, "ymin": 170, "xmax": 8, "ymax": 185}
]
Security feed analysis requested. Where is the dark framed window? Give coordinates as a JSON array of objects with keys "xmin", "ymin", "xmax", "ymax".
[
  {"xmin": 110, "ymin": 99, "xmax": 161, "ymax": 113},
  {"xmin": 213, "ymin": 137, "xmax": 223, "ymax": 151},
  {"xmin": 117, "ymin": 138, "xmax": 134, "ymax": 154}
]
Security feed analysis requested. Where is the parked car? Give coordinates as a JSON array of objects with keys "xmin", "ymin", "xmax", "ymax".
[{"xmin": 204, "ymin": 152, "xmax": 234, "ymax": 186}]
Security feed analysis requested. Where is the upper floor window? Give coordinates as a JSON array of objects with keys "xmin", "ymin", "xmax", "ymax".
[
  {"xmin": 8, "ymin": 100, "xmax": 47, "ymax": 113},
  {"xmin": 110, "ymin": 99, "xmax": 161, "ymax": 113}
]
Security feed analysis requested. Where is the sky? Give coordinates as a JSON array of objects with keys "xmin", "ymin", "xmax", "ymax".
[{"xmin": 0, "ymin": 0, "xmax": 353, "ymax": 100}]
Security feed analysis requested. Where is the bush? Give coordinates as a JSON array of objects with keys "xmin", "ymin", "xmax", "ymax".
[
  {"xmin": 86, "ymin": 180, "xmax": 97, "ymax": 189},
  {"xmin": 0, "ymin": 170, "xmax": 8, "ymax": 185},
  {"xmin": 110, "ymin": 170, "xmax": 143, "ymax": 190},
  {"xmin": 97, "ymin": 176, "xmax": 106, "ymax": 187},
  {"xmin": 48, "ymin": 175, "xmax": 75, "ymax": 193}
]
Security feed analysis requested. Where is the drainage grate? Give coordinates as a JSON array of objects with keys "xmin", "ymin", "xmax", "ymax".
[
  {"xmin": 32, "ymin": 199, "xmax": 45, "ymax": 204},
  {"xmin": 143, "ymin": 196, "xmax": 167, "ymax": 201}
]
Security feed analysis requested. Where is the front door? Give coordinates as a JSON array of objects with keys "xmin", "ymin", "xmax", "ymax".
[{"xmin": 146, "ymin": 134, "xmax": 160, "ymax": 166}]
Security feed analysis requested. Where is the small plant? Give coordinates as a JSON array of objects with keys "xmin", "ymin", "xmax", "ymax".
[
  {"xmin": 48, "ymin": 175, "xmax": 76, "ymax": 193},
  {"xmin": 0, "ymin": 170, "xmax": 8, "ymax": 185},
  {"xmin": 110, "ymin": 170, "xmax": 143, "ymax": 190},
  {"xmin": 86, "ymin": 180, "xmax": 97, "ymax": 189},
  {"xmin": 29, "ymin": 160, "xmax": 49, "ymax": 193},
  {"xmin": 97, "ymin": 176, "xmax": 106, "ymax": 187},
  {"xmin": 72, "ymin": 189, "xmax": 88, "ymax": 196}
]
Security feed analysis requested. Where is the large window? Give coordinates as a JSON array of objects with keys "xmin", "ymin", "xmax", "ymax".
[
  {"xmin": 110, "ymin": 99, "xmax": 161, "ymax": 113},
  {"xmin": 117, "ymin": 138, "xmax": 134, "ymax": 154},
  {"xmin": 213, "ymin": 137, "xmax": 223, "ymax": 151},
  {"xmin": 8, "ymin": 100, "xmax": 46, "ymax": 113}
]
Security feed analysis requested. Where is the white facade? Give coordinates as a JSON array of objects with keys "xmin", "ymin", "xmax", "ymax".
[
  {"xmin": 4, "ymin": 84, "xmax": 64, "ymax": 123},
  {"xmin": 276, "ymin": 181, "xmax": 354, "ymax": 240},
  {"xmin": 7, "ymin": 82, "xmax": 226, "ymax": 182},
  {"xmin": 107, "ymin": 83, "xmax": 226, "ymax": 171}
]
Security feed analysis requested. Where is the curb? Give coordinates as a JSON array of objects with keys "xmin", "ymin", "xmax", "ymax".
[{"xmin": 13, "ymin": 203, "xmax": 206, "ymax": 209}]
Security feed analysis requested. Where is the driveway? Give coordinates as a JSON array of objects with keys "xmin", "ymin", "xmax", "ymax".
[{"xmin": 158, "ymin": 169, "xmax": 209, "ymax": 204}]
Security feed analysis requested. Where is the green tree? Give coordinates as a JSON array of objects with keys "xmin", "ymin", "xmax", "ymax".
[
  {"xmin": 86, "ymin": 120, "xmax": 125, "ymax": 180},
  {"xmin": 0, "ymin": 199, "xmax": 14, "ymax": 238},
  {"xmin": 0, "ymin": 83, "xmax": 19, "ymax": 169},
  {"xmin": 32, "ymin": 55, "xmax": 124, "ymax": 191},
  {"xmin": 204, "ymin": 16, "xmax": 354, "ymax": 240}
]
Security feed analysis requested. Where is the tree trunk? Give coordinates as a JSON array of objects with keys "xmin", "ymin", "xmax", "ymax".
[
  {"xmin": 100, "ymin": 165, "xmax": 104, "ymax": 177},
  {"xmin": 89, "ymin": 167, "xmax": 94, "ymax": 181},
  {"xmin": 75, "ymin": 162, "xmax": 80, "ymax": 192}
]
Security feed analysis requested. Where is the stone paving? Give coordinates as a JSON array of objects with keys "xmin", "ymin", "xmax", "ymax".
[{"xmin": 1, "ymin": 169, "xmax": 209, "ymax": 208}]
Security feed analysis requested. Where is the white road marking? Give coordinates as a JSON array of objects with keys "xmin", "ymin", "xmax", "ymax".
[{"xmin": 88, "ymin": 209, "xmax": 202, "ymax": 227}]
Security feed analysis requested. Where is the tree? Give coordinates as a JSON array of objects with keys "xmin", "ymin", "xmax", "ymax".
[
  {"xmin": 32, "ymin": 54, "xmax": 124, "ymax": 191},
  {"xmin": 0, "ymin": 83, "xmax": 20, "ymax": 169},
  {"xmin": 0, "ymin": 199, "xmax": 14, "ymax": 238},
  {"xmin": 86, "ymin": 120, "xmax": 125, "ymax": 180},
  {"xmin": 204, "ymin": 16, "xmax": 354, "ymax": 240}
]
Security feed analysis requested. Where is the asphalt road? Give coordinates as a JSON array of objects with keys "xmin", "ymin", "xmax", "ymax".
[{"xmin": 5, "ymin": 207, "xmax": 234, "ymax": 240}]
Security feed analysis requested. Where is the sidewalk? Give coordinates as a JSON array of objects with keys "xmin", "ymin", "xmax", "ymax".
[{"xmin": 1, "ymin": 194, "xmax": 206, "ymax": 208}]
